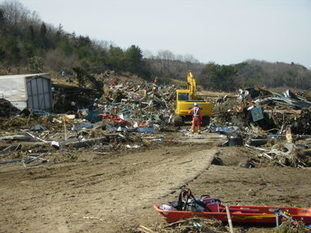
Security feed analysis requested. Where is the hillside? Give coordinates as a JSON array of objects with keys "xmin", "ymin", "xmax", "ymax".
[
  {"xmin": 198, "ymin": 60, "xmax": 311, "ymax": 91},
  {"xmin": 0, "ymin": 1, "xmax": 150, "ymax": 78},
  {"xmin": 1, "ymin": 1, "xmax": 311, "ymax": 91},
  {"xmin": 236, "ymin": 60, "xmax": 311, "ymax": 89}
]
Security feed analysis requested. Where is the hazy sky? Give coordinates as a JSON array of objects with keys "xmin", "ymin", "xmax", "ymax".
[{"xmin": 12, "ymin": 0, "xmax": 311, "ymax": 67}]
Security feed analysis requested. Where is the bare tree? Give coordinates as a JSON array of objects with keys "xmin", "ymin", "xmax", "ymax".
[
  {"xmin": 157, "ymin": 50, "xmax": 175, "ymax": 60},
  {"xmin": 183, "ymin": 54, "xmax": 199, "ymax": 63}
]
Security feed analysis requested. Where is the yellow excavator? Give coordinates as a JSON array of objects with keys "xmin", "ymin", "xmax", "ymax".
[{"xmin": 173, "ymin": 72, "xmax": 212, "ymax": 126}]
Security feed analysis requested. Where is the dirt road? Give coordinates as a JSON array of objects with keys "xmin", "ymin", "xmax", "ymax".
[
  {"xmin": 0, "ymin": 143, "xmax": 216, "ymax": 233},
  {"xmin": 1, "ymin": 141, "xmax": 310, "ymax": 233}
]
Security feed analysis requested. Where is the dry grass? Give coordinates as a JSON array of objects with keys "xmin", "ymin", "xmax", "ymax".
[{"xmin": 273, "ymin": 220, "xmax": 311, "ymax": 233}]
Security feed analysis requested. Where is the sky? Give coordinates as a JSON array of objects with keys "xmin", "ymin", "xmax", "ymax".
[{"xmin": 9, "ymin": 0, "xmax": 311, "ymax": 68}]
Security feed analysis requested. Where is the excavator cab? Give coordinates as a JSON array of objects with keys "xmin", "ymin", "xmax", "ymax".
[{"xmin": 178, "ymin": 92, "xmax": 189, "ymax": 101}]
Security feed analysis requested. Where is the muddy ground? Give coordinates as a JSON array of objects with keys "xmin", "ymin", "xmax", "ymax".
[{"xmin": 0, "ymin": 136, "xmax": 311, "ymax": 233}]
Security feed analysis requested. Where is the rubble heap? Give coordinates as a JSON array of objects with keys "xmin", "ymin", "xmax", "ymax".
[
  {"xmin": 211, "ymin": 88, "xmax": 311, "ymax": 168},
  {"xmin": 91, "ymin": 82, "xmax": 177, "ymax": 131},
  {"xmin": 0, "ymin": 98, "xmax": 20, "ymax": 117},
  {"xmin": 0, "ymin": 80, "xmax": 179, "ymax": 168}
]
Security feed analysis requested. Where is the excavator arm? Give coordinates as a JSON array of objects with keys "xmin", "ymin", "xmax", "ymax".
[{"xmin": 187, "ymin": 72, "xmax": 197, "ymax": 100}]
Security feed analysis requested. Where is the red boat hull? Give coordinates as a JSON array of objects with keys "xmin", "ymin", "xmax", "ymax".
[{"xmin": 154, "ymin": 204, "xmax": 311, "ymax": 225}]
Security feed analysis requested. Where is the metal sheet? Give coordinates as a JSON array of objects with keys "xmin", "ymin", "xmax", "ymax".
[{"xmin": 26, "ymin": 76, "xmax": 52, "ymax": 111}]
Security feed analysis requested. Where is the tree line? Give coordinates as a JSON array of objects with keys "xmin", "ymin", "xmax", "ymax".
[
  {"xmin": 1, "ymin": 1, "xmax": 311, "ymax": 91},
  {"xmin": 198, "ymin": 60, "xmax": 311, "ymax": 91}
]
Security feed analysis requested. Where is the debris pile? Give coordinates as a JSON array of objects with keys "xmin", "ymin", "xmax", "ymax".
[
  {"xmin": 0, "ymin": 79, "xmax": 180, "ymax": 168},
  {"xmin": 0, "ymin": 98, "xmax": 20, "ymax": 117},
  {"xmin": 211, "ymin": 88, "xmax": 311, "ymax": 168},
  {"xmin": 1, "ymin": 75, "xmax": 311, "ymax": 170},
  {"xmin": 255, "ymin": 142, "xmax": 310, "ymax": 168},
  {"xmin": 98, "ymin": 82, "xmax": 176, "ymax": 129},
  {"xmin": 274, "ymin": 219, "xmax": 311, "ymax": 233},
  {"xmin": 239, "ymin": 88, "xmax": 311, "ymax": 133}
]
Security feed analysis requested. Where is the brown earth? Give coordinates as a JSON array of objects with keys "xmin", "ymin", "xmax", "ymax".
[{"xmin": 0, "ymin": 137, "xmax": 311, "ymax": 233}]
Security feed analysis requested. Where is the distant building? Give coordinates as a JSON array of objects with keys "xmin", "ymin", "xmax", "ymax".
[{"xmin": 0, "ymin": 73, "xmax": 53, "ymax": 111}]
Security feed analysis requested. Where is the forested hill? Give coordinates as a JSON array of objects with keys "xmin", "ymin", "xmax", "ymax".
[
  {"xmin": 198, "ymin": 60, "xmax": 311, "ymax": 91},
  {"xmin": 0, "ymin": 1, "xmax": 151, "ymax": 78},
  {"xmin": 0, "ymin": 1, "xmax": 310, "ymax": 91},
  {"xmin": 0, "ymin": 1, "xmax": 201, "ymax": 81}
]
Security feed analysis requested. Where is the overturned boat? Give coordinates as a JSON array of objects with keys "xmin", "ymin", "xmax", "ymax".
[{"xmin": 154, "ymin": 188, "xmax": 311, "ymax": 226}]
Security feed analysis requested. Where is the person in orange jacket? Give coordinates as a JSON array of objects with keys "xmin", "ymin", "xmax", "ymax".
[{"xmin": 188, "ymin": 103, "xmax": 202, "ymax": 133}]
